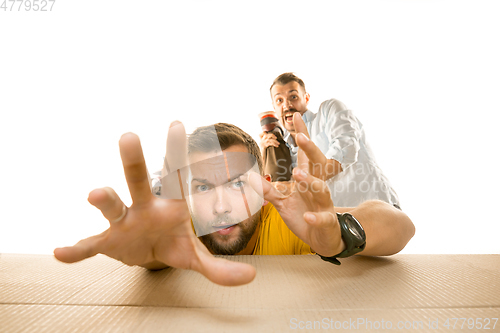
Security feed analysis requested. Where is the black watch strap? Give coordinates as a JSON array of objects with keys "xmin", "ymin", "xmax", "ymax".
[{"xmin": 318, "ymin": 212, "xmax": 366, "ymax": 265}]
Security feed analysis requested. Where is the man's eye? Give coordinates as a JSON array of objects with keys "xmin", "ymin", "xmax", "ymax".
[
  {"xmin": 291, "ymin": 95, "xmax": 297, "ymax": 99},
  {"xmin": 196, "ymin": 185, "xmax": 210, "ymax": 192},
  {"xmin": 276, "ymin": 99, "xmax": 282, "ymax": 103},
  {"xmin": 231, "ymin": 181, "xmax": 244, "ymax": 189}
]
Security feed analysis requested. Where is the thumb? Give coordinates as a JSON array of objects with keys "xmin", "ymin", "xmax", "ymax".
[
  {"xmin": 296, "ymin": 132, "xmax": 326, "ymax": 166},
  {"xmin": 304, "ymin": 211, "xmax": 337, "ymax": 229},
  {"xmin": 293, "ymin": 113, "xmax": 310, "ymax": 138},
  {"xmin": 296, "ymin": 138, "xmax": 310, "ymax": 172},
  {"xmin": 194, "ymin": 251, "xmax": 257, "ymax": 286},
  {"xmin": 54, "ymin": 234, "xmax": 102, "ymax": 263}
]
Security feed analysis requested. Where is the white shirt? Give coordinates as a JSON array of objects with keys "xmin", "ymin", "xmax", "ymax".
[{"xmin": 284, "ymin": 98, "xmax": 400, "ymax": 208}]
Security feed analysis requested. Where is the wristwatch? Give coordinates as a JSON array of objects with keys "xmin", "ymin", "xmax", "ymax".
[{"xmin": 318, "ymin": 212, "xmax": 366, "ymax": 265}]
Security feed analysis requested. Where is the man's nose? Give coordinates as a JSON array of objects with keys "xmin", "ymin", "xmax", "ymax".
[
  {"xmin": 284, "ymin": 99, "xmax": 293, "ymax": 111},
  {"xmin": 213, "ymin": 186, "xmax": 231, "ymax": 215},
  {"xmin": 282, "ymin": 100, "xmax": 289, "ymax": 111}
]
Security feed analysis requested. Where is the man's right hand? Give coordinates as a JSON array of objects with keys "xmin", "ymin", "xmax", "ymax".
[
  {"xmin": 259, "ymin": 132, "xmax": 280, "ymax": 151},
  {"xmin": 53, "ymin": 122, "xmax": 256, "ymax": 287}
]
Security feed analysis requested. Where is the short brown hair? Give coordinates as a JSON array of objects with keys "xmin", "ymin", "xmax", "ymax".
[
  {"xmin": 188, "ymin": 123, "xmax": 263, "ymax": 175},
  {"xmin": 270, "ymin": 72, "xmax": 306, "ymax": 93}
]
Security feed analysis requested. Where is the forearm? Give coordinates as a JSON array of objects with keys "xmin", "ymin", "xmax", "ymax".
[{"xmin": 344, "ymin": 200, "xmax": 415, "ymax": 256}]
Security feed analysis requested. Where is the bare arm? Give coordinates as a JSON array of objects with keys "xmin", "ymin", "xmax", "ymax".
[
  {"xmin": 256, "ymin": 168, "xmax": 414, "ymax": 258},
  {"xmin": 337, "ymin": 201, "xmax": 415, "ymax": 256}
]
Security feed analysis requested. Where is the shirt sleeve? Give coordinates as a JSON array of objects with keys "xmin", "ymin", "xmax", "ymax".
[{"xmin": 320, "ymin": 99, "xmax": 362, "ymax": 170}]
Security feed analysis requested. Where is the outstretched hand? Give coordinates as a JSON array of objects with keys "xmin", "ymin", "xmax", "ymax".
[
  {"xmin": 250, "ymin": 167, "xmax": 345, "ymax": 257},
  {"xmin": 54, "ymin": 122, "xmax": 256, "ymax": 286}
]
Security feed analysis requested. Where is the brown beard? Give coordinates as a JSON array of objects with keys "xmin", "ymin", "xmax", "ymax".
[{"xmin": 199, "ymin": 211, "xmax": 260, "ymax": 255}]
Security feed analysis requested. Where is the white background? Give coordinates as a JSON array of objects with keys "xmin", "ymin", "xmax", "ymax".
[{"xmin": 1, "ymin": 0, "xmax": 499, "ymax": 255}]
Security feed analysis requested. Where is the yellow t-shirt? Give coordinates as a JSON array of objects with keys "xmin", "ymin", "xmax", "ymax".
[{"xmin": 253, "ymin": 203, "xmax": 313, "ymax": 255}]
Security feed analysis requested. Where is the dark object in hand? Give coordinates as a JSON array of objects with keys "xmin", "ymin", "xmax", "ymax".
[{"xmin": 259, "ymin": 111, "xmax": 293, "ymax": 182}]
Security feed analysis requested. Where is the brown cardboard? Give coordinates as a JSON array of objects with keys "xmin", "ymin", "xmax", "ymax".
[{"xmin": 1, "ymin": 254, "xmax": 499, "ymax": 332}]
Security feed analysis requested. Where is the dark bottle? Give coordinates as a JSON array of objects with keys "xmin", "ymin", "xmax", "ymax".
[{"xmin": 259, "ymin": 111, "xmax": 293, "ymax": 181}]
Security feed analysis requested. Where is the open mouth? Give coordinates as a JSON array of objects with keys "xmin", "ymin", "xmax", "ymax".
[{"xmin": 284, "ymin": 113, "xmax": 295, "ymax": 124}]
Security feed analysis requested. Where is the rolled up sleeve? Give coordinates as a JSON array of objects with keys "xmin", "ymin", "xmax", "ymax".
[{"xmin": 320, "ymin": 99, "xmax": 362, "ymax": 170}]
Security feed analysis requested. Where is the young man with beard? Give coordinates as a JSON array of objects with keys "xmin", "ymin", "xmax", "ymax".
[
  {"xmin": 187, "ymin": 123, "xmax": 317, "ymax": 256},
  {"xmin": 260, "ymin": 73, "xmax": 400, "ymax": 209},
  {"xmin": 54, "ymin": 121, "xmax": 414, "ymax": 287}
]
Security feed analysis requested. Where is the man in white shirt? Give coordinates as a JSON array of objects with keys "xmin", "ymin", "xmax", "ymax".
[{"xmin": 260, "ymin": 72, "xmax": 400, "ymax": 208}]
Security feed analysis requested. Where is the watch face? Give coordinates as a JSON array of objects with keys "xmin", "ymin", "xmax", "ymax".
[
  {"xmin": 347, "ymin": 223, "xmax": 362, "ymax": 239},
  {"xmin": 345, "ymin": 215, "xmax": 366, "ymax": 241}
]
